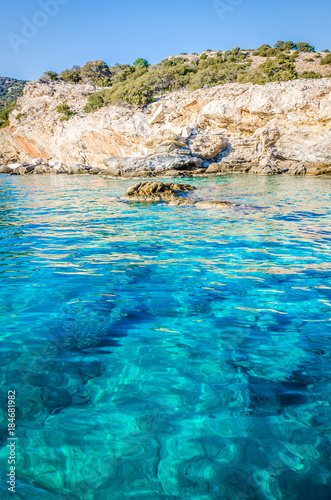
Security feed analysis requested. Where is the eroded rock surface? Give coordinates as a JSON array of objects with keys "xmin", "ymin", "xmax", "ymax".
[
  {"xmin": 103, "ymin": 154, "xmax": 203, "ymax": 177},
  {"xmin": 188, "ymin": 134, "xmax": 227, "ymax": 160},
  {"xmin": 249, "ymin": 158, "xmax": 284, "ymax": 175},
  {"xmin": 287, "ymin": 164, "xmax": 307, "ymax": 175},
  {"xmin": 1, "ymin": 78, "xmax": 331, "ymax": 176}
]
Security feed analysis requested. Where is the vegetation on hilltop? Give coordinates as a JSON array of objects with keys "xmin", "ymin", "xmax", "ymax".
[
  {"xmin": 0, "ymin": 102, "xmax": 16, "ymax": 128},
  {"xmin": 1, "ymin": 40, "xmax": 330, "ymax": 123},
  {"xmin": 0, "ymin": 77, "xmax": 26, "ymax": 128},
  {"xmin": 69, "ymin": 41, "xmax": 325, "ymax": 111},
  {"xmin": 56, "ymin": 102, "xmax": 76, "ymax": 121},
  {"xmin": 0, "ymin": 77, "xmax": 26, "ymax": 109},
  {"xmin": 321, "ymin": 54, "xmax": 331, "ymax": 65}
]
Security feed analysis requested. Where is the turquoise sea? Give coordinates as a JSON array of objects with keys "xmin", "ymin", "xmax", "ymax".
[{"xmin": 0, "ymin": 174, "xmax": 330, "ymax": 499}]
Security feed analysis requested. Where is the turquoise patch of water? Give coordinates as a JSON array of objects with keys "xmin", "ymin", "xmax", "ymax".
[{"xmin": 0, "ymin": 174, "xmax": 330, "ymax": 499}]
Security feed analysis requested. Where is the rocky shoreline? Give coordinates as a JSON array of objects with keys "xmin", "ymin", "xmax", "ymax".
[{"xmin": 1, "ymin": 155, "xmax": 330, "ymax": 177}]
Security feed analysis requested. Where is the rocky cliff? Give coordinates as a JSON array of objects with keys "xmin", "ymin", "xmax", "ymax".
[{"xmin": 1, "ymin": 78, "xmax": 331, "ymax": 175}]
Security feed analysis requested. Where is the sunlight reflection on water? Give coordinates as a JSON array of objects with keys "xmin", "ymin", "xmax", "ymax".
[{"xmin": 0, "ymin": 174, "xmax": 330, "ymax": 499}]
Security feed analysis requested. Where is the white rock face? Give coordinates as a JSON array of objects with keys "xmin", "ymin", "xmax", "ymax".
[{"xmin": 1, "ymin": 78, "xmax": 331, "ymax": 171}]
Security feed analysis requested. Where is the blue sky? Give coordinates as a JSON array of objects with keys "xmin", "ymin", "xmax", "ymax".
[{"xmin": 1, "ymin": 0, "xmax": 330, "ymax": 81}]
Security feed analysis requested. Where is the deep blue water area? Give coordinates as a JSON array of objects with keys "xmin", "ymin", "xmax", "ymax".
[{"xmin": 0, "ymin": 174, "xmax": 330, "ymax": 499}]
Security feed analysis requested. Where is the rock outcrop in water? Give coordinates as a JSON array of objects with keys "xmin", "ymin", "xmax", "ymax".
[
  {"xmin": 1, "ymin": 78, "xmax": 331, "ymax": 176},
  {"xmin": 121, "ymin": 181, "xmax": 196, "ymax": 202},
  {"xmin": 122, "ymin": 181, "xmax": 234, "ymax": 208}
]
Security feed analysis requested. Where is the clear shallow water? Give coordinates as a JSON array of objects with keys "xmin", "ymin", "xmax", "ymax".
[{"xmin": 0, "ymin": 174, "xmax": 330, "ymax": 499}]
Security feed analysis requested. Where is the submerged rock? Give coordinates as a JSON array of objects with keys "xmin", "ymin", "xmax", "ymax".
[
  {"xmin": 194, "ymin": 200, "xmax": 234, "ymax": 208},
  {"xmin": 168, "ymin": 199, "xmax": 234, "ymax": 208}
]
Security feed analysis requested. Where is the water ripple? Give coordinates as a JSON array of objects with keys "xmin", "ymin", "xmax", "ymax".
[{"xmin": 0, "ymin": 174, "xmax": 330, "ymax": 499}]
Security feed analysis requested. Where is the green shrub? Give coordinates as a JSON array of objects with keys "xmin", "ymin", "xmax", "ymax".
[
  {"xmin": 84, "ymin": 94, "xmax": 105, "ymax": 113},
  {"xmin": 162, "ymin": 57, "xmax": 185, "ymax": 67},
  {"xmin": 133, "ymin": 58, "xmax": 149, "ymax": 68},
  {"xmin": 296, "ymin": 42, "xmax": 315, "ymax": 53},
  {"xmin": 57, "ymin": 102, "xmax": 76, "ymax": 121},
  {"xmin": 85, "ymin": 61, "xmax": 196, "ymax": 109},
  {"xmin": 239, "ymin": 55, "xmax": 298, "ymax": 84},
  {"xmin": 300, "ymin": 71, "xmax": 322, "ymax": 79},
  {"xmin": 0, "ymin": 101, "xmax": 16, "ymax": 128},
  {"xmin": 0, "ymin": 79, "xmax": 25, "ymax": 108},
  {"xmin": 274, "ymin": 41, "xmax": 284, "ymax": 49},
  {"xmin": 45, "ymin": 71, "xmax": 58, "ymax": 80},
  {"xmin": 257, "ymin": 44, "xmax": 271, "ymax": 51},
  {"xmin": 223, "ymin": 47, "xmax": 246, "ymax": 63},
  {"xmin": 80, "ymin": 61, "xmax": 111, "ymax": 83},
  {"xmin": 283, "ymin": 41, "xmax": 295, "ymax": 51},
  {"xmin": 60, "ymin": 66, "xmax": 82, "ymax": 83},
  {"xmin": 266, "ymin": 48, "xmax": 278, "ymax": 57},
  {"xmin": 253, "ymin": 45, "xmax": 279, "ymax": 57},
  {"xmin": 321, "ymin": 54, "xmax": 331, "ymax": 65},
  {"xmin": 189, "ymin": 62, "xmax": 245, "ymax": 89},
  {"xmin": 69, "ymin": 43, "xmax": 327, "ymax": 112},
  {"xmin": 95, "ymin": 77, "xmax": 112, "ymax": 87},
  {"xmin": 110, "ymin": 64, "xmax": 136, "ymax": 84}
]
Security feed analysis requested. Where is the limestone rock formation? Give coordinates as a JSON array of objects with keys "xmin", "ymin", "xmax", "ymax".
[
  {"xmin": 188, "ymin": 134, "xmax": 227, "ymax": 160},
  {"xmin": 0, "ymin": 78, "xmax": 331, "ymax": 175}
]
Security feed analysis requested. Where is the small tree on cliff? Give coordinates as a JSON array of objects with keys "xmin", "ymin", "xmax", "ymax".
[
  {"xmin": 60, "ymin": 66, "xmax": 82, "ymax": 83},
  {"xmin": 274, "ymin": 41, "xmax": 285, "ymax": 49},
  {"xmin": 283, "ymin": 41, "xmax": 295, "ymax": 51},
  {"xmin": 296, "ymin": 42, "xmax": 315, "ymax": 53},
  {"xmin": 80, "ymin": 61, "xmax": 111, "ymax": 84},
  {"xmin": 321, "ymin": 54, "xmax": 331, "ymax": 65},
  {"xmin": 133, "ymin": 58, "xmax": 149, "ymax": 68}
]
